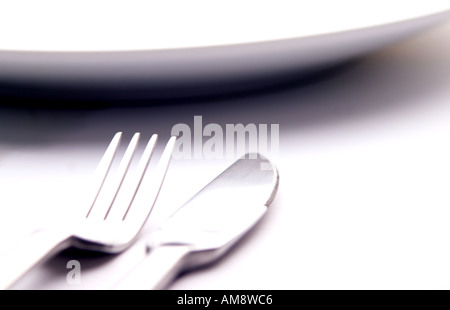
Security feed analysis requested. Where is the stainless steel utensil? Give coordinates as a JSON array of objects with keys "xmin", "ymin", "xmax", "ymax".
[
  {"xmin": 0, "ymin": 132, "xmax": 175, "ymax": 289},
  {"xmin": 115, "ymin": 153, "xmax": 279, "ymax": 289}
]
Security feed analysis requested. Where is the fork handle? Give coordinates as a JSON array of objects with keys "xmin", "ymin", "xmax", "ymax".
[
  {"xmin": 0, "ymin": 228, "xmax": 73, "ymax": 290},
  {"xmin": 115, "ymin": 245, "xmax": 191, "ymax": 290}
]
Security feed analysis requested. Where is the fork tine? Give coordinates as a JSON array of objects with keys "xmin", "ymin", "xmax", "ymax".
[
  {"xmin": 122, "ymin": 136, "xmax": 176, "ymax": 223},
  {"xmin": 118, "ymin": 134, "xmax": 158, "ymax": 220},
  {"xmin": 86, "ymin": 132, "xmax": 141, "ymax": 220},
  {"xmin": 102, "ymin": 132, "xmax": 141, "ymax": 219},
  {"xmin": 86, "ymin": 132, "xmax": 122, "ymax": 218}
]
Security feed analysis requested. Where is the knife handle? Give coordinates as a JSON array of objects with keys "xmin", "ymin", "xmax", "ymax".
[{"xmin": 115, "ymin": 245, "xmax": 190, "ymax": 290}]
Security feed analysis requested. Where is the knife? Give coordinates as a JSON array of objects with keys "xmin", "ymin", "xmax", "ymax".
[{"xmin": 114, "ymin": 153, "xmax": 279, "ymax": 290}]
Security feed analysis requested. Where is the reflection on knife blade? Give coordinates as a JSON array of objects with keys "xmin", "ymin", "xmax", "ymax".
[{"xmin": 114, "ymin": 153, "xmax": 279, "ymax": 290}]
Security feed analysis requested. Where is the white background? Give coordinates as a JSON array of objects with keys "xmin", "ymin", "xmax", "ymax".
[{"xmin": 1, "ymin": 14, "xmax": 450, "ymax": 290}]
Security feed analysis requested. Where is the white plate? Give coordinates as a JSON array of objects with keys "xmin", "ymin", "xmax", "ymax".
[{"xmin": 0, "ymin": 1, "xmax": 449, "ymax": 100}]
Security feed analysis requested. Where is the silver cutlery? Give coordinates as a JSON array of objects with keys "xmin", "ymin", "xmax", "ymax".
[
  {"xmin": 0, "ymin": 132, "xmax": 175, "ymax": 290},
  {"xmin": 115, "ymin": 153, "xmax": 278, "ymax": 290}
]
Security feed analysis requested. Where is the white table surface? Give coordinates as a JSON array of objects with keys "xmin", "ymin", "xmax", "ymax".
[{"xmin": 1, "ymin": 19, "xmax": 450, "ymax": 290}]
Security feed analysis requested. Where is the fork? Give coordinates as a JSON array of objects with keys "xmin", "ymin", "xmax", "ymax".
[{"xmin": 0, "ymin": 132, "xmax": 176, "ymax": 289}]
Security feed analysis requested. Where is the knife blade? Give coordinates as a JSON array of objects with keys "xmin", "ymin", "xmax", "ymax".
[{"xmin": 115, "ymin": 153, "xmax": 279, "ymax": 290}]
